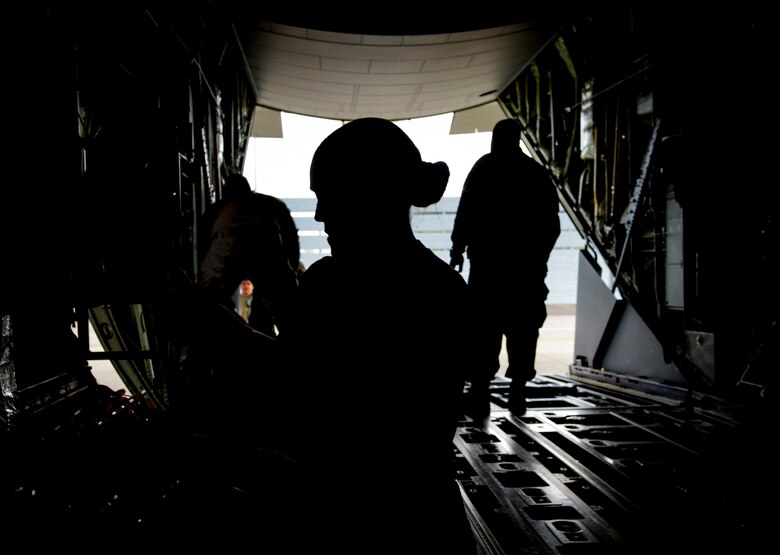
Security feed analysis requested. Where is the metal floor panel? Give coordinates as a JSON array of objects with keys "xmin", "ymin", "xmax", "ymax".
[{"xmin": 455, "ymin": 374, "xmax": 776, "ymax": 554}]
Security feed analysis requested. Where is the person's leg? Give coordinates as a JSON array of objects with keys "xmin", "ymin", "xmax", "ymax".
[
  {"xmin": 505, "ymin": 301, "xmax": 546, "ymax": 413},
  {"xmin": 505, "ymin": 324, "xmax": 539, "ymax": 412},
  {"xmin": 465, "ymin": 264, "xmax": 504, "ymax": 419},
  {"xmin": 504, "ymin": 325, "xmax": 539, "ymax": 382},
  {"xmin": 464, "ymin": 321, "xmax": 503, "ymax": 419}
]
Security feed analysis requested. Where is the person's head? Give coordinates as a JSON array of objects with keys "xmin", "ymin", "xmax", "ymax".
[
  {"xmin": 239, "ymin": 279, "xmax": 254, "ymax": 295},
  {"xmin": 491, "ymin": 119, "xmax": 522, "ymax": 154},
  {"xmin": 223, "ymin": 174, "xmax": 252, "ymax": 200},
  {"xmin": 310, "ymin": 117, "xmax": 449, "ymax": 255}
]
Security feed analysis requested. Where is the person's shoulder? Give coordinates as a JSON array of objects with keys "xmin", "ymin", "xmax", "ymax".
[
  {"xmin": 300, "ymin": 256, "xmax": 338, "ymax": 281},
  {"xmin": 244, "ymin": 191, "xmax": 285, "ymax": 210},
  {"xmin": 464, "ymin": 153, "xmax": 497, "ymax": 185},
  {"xmin": 472, "ymin": 152, "xmax": 494, "ymax": 167},
  {"xmin": 519, "ymin": 151, "xmax": 545, "ymax": 169},
  {"xmin": 518, "ymin": 152, "xmax": 550, "ymax": 177},
  {"xmin": 248, "ymin": 191, "xmax": 275, "ymax": 202},
  {"xmin": 416, "ymin": 245, "xmax": 468, "ymax": 286},
  {"xmin": 253, "ymin": 192, "xmax": 292, "ymax": 211},
  {"xmin": 297, "ymin": 257, "xmax": 344, "ymax": 298}
]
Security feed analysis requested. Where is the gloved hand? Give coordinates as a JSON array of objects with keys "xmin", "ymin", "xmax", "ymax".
[{"xmin": 450, "ymin": 249, "xmax": 464, "ymax": 272}]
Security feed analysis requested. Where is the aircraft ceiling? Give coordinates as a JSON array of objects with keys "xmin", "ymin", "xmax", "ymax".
[{"xmin": 232, "ymin": 9, "xmax": 577, "ymax": 127}]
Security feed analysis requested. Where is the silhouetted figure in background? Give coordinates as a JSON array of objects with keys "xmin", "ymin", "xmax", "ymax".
[
  {"xmin": 279, "ymin": 117, "xmax": 478, "ymax": 554},
  {"xmin": 198, "ymin": 174, "xmax": 300, "ymax": 336},
  {"xmin": 450, "ymin": 119, "xmax": 560, "ymax": 417}
]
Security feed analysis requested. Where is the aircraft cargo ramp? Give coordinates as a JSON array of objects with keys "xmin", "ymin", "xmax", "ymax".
[{"xmin": 457, "ymin": 373, "xmax": 774, "ymax": 554}]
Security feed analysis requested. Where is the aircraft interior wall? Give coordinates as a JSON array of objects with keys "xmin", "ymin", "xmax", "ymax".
[{"xmin": 496, "ymin": 5, "xmax": 777, "ymax": 409}]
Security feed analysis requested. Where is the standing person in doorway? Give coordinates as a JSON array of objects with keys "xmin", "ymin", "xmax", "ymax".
[
  {"xmin": 450, "ymin": 118, "xmax": 561, "ymax": 417},
  {"xmin": 279, "ymin": 117, "xmax": 478, "ymax": 554},
  {"xmin": 237, "ymin": 278, "xmax": 254, "ymax": 323},
  {"xmin": 198, "ymin": 174, "xmax": 300, "ymax": 337}
]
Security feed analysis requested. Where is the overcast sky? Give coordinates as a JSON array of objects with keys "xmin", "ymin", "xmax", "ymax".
[{"xmin": 243, "ymin": 112, "xmax": 492, "ymax": 199}]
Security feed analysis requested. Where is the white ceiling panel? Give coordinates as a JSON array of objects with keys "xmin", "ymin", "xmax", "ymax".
[{"xmin": 234, "ymin": 11, "xmax": 572, "ymax": 123}]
